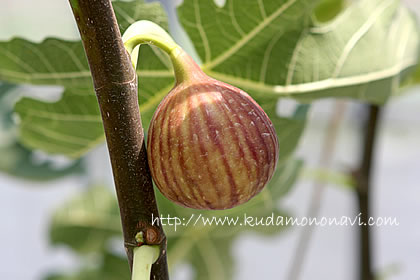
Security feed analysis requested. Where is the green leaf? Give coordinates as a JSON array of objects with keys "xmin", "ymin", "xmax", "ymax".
[
  {"xmin": 49, "ymin": 186, "xmax": 122, "ymax": 254},
  {"xmin": 0, "ymin": 39, "xmax": 90, "ymax": 86},
  {"xmin": 178, "ymin": 0, "xmax": 420, "ymax": 105},
  {"xmin": 184, "ymin": 235, "xmax": 234, "ymax": 280},
  {"xmin": 0, "ymin": 142, "xmax": 84, "ymax": 180},
  {"xmin": 0, "ymin": 0, "xmax": 168, "ymax": 87},
  {"xmin": 0, "ymin": 0, "xmax": 418, "ymax": 159},
  {"xmin": 411, "ymin": 64, "xmax": 420, "ymax": 85},
  {"xmin": 402, "ymin": 62, "xmax": 420, "ymax": 87},
  {"xmin": 0, "ymin": 83, "xmax": 19, "ymax": 142},
  {"xmin": 15, "ymin": 86, "xmax": 104, "ymax": 157},
  {"xmin": 1, "ymin": 0, "xmax": 308, "ymax": 160},
  {"xmin": 414, "ymin": 64, "xmax": 420, "ymax": 84},
  {"xmin": 314, "ymin": 0, "xmax": 347, "ymax": 23},
  {"xmin": 0, "ymin": 83, "xmax": 83, "ymax": 180},
  {"xmin": 0, "ymin": 0, "xmax": 173, "ymax": 157}
]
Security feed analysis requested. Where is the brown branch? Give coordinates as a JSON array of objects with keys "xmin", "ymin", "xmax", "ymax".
[
  {"xmin": 68, "ymin": 0, "xmax": 169, "ymax": 278},
  {"xmin": 354, "ymin": 104, "xmax": 382, "ymax": 280}
]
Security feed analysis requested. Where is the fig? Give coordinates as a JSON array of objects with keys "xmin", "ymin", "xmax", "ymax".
[{"xmin": 147, "ymin": 48, "xmax": 279, "ymax": 210}]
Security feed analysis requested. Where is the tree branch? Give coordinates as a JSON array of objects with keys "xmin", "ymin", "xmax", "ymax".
[
  {"xmin": 68, "ymin": 0, "xmax": 169, "ymax": 278},
  {"xmin": 354, "ymin": 104, "xmax": 382, "ymax": 280}
]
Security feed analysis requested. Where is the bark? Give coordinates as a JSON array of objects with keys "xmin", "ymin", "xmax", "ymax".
[
  {"xmin": 68, "ymin": 0, "xmax": 169, "ymax": 278},
  {"xmin": 355, "ymin": 104, "xmax": 381, "ymax": 280}
]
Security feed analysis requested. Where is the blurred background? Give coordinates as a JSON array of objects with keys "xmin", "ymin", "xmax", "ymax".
[{"xmin": 0, "ymin": 0, "xmax": 419, "ymax": 279}]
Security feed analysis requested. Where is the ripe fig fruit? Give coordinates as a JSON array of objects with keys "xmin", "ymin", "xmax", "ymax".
[{"xmin": 147, "ymin": 48, "xmax": 279, "ymax": 210}]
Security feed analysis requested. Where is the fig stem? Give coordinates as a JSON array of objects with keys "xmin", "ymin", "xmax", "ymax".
[
  {"xmin": 132, "ymin": 245, "xmax": 160, "ymax": 280},
  {"xmin": 124, "ymin": 34, "xmax": 178, "ymax": 66},
  {"xmin": 123, "ymin": 20, "xmax": 198, "ymax": 84}
]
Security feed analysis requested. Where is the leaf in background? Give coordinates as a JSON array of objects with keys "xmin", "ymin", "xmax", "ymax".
[
  {"xmin": 402, "ymin": 62, "xmax": 420, "ymax": 87},
  {"xmin": 0, "ymin": 83, "xmax": 17, "ymax": 130},
  {"xmin": 184, "ymin": 235, "xmax": 234, "ymax": 280},
  {"xmin": 0, "ymin": 0, "xmax": 173, "ymax": 157},
  {"xmin": 314, "ymin": 0, "xmax": 347, "ymax": 22},
  {"xmin": 178, "ymin": 0, "xmax": 420, "ymax": 105},
  {"xmin": 0, "ymin": 82, "xmax": 83, "ymax": 180},
  {"xmin": 0, "ymin": 0, "xmax": 418, "ymax": 160},
  {"xmin": 413, "ymin": 65, "xmax": 420, "ymax": 85},
  {"xmin": 0, "ymin": 1, "xmax": 168, "ymax": 87},
  {"xmin": 50, "ymin": 186, "xmax": 122, "ymax": 254},
  {"xmin": 48, "ymin": 160, "xmax": 301, "ymax": 280},
  {"xmin": 0, "ymin": 39, "xmax": 91, "ymax": 86},
  {"xmin": 0, "ymin": 142, "xmax": 84, "ymax": 180},
  {"xmin": 14, "ymin": 86, "xmax": 103, "ymax": 157},
  {"xmin": 177, "ymin": 0, "xmax": 314, "ymax": 163},
  {"xmin": 0, "ymin": 0, "xmax": 309, "ymax": 160}
]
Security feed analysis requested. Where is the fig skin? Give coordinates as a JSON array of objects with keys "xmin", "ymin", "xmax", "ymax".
[{"xmin": 147, "ymin": 49, "xmax": 279, "ymax": 210}]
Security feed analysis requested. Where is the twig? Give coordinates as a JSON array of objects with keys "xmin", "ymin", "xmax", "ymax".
[
  {"xmin": 354, "ymin": 104, "xmax": 381, "ymax": 280},
  {"xmin": 287, "ymin": 101, "xmax": 347, "ymax": 280},
  {"xmin": 67, "ymin": 1, "xmax": 169, "ymax": 278}
]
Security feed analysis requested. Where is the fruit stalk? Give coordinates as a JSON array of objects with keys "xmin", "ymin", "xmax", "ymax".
[
  {"xmin": 67, "ymin": 1, "xmax": 168, "ymax": 278},
  {"xmin": 122, "ymin": 21, "xmax": 199, "ymax": 83}
]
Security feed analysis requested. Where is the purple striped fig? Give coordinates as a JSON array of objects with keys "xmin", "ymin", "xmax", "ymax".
[{"xmin": 147, "ymin": 48, "xmax": 279, "ymax": 210}]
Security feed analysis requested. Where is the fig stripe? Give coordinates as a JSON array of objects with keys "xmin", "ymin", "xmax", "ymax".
[
  {"xmin": 190, "ymin": 89, "xmax": 232, "ymax": 208},
  {"xmin": 223, "ymin": 87, "xmax": 271, "ymax": 191},
  {"xmin": 180, "ymin": 88, "xmax": 211, "ymax": 208},
  {"xmin": 215, "ymin": 85, "xmax": 264, "ymax": 196},
  {"xmin": 153, "ymin": 90, "xmax": 183, "ymax": 203},
  {"xmin": 195, "ymin": 88, "xmax": 240, "ymax": 206},
  {"xmin": 195, "ymin": 87, "xmax": 240, "ymax": 206},
  {"xmin": 187, "ymin": 87, "xmax": 223, "ymax": 205},
  {"xmin": 166, "ymin": 87, "xmax": 204, "ymax": 207},
  {"xmin": 208, "ymin": 85, "xmax": 258, "ymax": 200},
  {"xmin": 228, "ymin": 87, "xmax": 278, "ymax": 187},
  {"xmin": 163, "ymin": 88, "xmax": 192, "ymax": 206}
]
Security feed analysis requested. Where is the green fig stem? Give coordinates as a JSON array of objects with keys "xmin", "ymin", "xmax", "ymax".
[
  {"xmin": 132, "ymin": 245, "xmax": 160, "ymax": 280},
  {"xmin": 124, "ymin": 34, "xmax": 178, "ymax": 65},
  {"xmin": 123, "ymin": 20, "xmax": 200, "ymax": 84}
]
